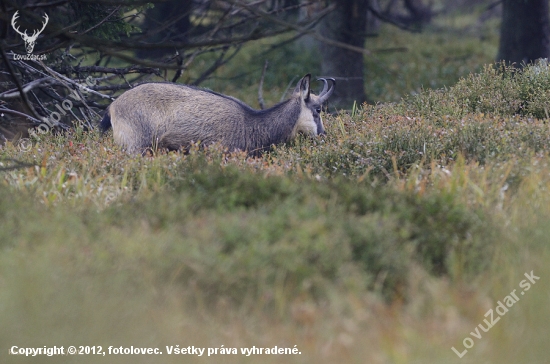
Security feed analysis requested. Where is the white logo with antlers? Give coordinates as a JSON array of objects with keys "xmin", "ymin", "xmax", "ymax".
[{"xmin": 11, "ymin": 11, "xmax": 49, "ymax": 54}]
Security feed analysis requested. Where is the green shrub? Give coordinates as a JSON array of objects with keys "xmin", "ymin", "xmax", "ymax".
[
  {"xmin": 404, "ymin": 62, "xmax": 550, "ymax": 120},
  {"xmin": 94, "ymin": 162, "xmax": 494, "ymax": 302}
]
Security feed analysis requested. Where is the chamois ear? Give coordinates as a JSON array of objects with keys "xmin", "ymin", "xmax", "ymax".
[{"xmin": 294, "ymin": 74, "xmax": 311, "ymax": 102}]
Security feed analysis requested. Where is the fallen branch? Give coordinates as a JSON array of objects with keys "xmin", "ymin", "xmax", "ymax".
[
  {"xmin": 62, "ymin": 65, "xmax": 161, "ymax": 76},
  {"xmin": 0, "ymin": 106, "xmax": 45, "ymax": 125},
  {"xmin": 39, "ymin": 61, "xmax": 114, "ymax": 100},
  {"xmin": 0, "ymin": 78, "xmax": 56, "ymax": 99},
  {"xmin": 0, "ymin": 158, "xmax": 35, "ymax": 172}
]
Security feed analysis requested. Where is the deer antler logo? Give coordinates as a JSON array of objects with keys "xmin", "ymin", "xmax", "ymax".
[{"xmin": 11, "ymin": 11, "xmax": 49, "ymax": 54}]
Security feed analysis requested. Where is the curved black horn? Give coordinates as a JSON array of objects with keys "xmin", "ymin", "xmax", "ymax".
[
  {"xmin": 317, "ymin": 77, "xmax": 335, "ymax": 103},
  {"xmin": 318, "ymin": 78, "xmax": 329, "ymax": 96}
]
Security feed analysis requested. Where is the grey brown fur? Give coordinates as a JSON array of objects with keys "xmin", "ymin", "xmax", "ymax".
[{"xmin": 100, "ymin": 74, "xmax": 335, "ymax": 154}]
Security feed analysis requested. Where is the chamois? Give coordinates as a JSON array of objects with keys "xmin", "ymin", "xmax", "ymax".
[{"xmin": 99, "ymin": 74, "xmax": 335, "ymax": 154}]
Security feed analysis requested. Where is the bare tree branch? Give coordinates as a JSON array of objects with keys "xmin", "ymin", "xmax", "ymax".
[
  {"xmin": 79, "ymin": 5, "xmax": 121, "ymax": 35},
  {"xmin": 0, "ymin": 46, "xmax": 43, "ymax": 121},
  {"xmin": 258, "ymin": 60, "xmax": 268, "ymax": 110},
  {"xmin": 229, "ymin": 1, "xmax": 372, "ymax": 55}
]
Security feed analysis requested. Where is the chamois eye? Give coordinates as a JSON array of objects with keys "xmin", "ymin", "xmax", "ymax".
[{"xmin": 316, "ymin": 107, "xmax": 322, "ymax": 114}]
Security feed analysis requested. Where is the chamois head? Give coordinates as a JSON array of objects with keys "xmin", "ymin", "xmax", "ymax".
[{"xmin": 292, "ymin": 75, "xmax": 335, "ymax": 137}]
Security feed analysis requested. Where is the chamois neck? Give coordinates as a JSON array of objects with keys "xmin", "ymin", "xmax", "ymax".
[{"xmin": 246, "ymin": 98, "xmax": 300, "ymax": 151}]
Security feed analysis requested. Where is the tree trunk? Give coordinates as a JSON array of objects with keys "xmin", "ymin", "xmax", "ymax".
[
  {"xmin": 318, "ymin": 0, "xmax": 369, "ymax": 108},
  {"xmin": 403, "ymin": 0, "xmax": 432, "ymax": 29},
  {"xmin": 137, "ymin": 1, "xmax": 192, "ymax": 59},
  {"xmin": 497, "ymin": 0, "xmax": 550, "ymax": 65}
]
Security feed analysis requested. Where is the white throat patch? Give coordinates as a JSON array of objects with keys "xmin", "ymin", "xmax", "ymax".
[{"xmin": 292, "ymin": 100, "xmax": 317, "ymax": 137}]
